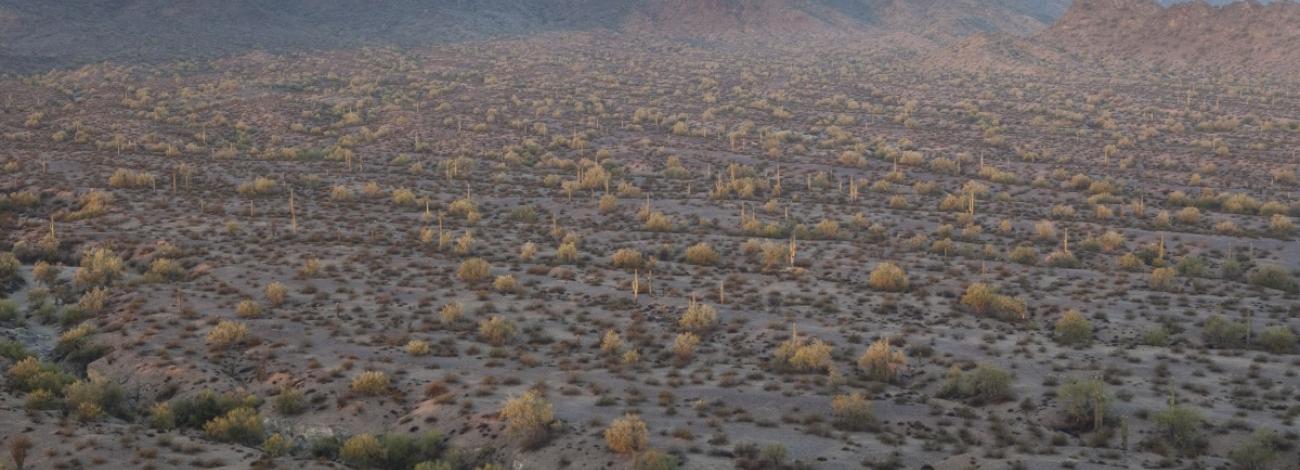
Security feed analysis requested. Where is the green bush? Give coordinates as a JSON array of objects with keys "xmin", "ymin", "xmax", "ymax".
[
  {"xmin": 939, "ymin": 364, "xmax": 1013, "ymax": 405},
  {"xmin": 171, "ymin": 390, "xmax": 260, "ymax": 429},
  {"xmin": 1257, "ymin": 326, "xmax": 1296, "ymax": 354},
  {"xmin": 633, "ymin": 449, "xmax": 680, "ymax": 470},
  {"xmin": 1057, "ymin": 378, "xmax": 1109, "ymax": 431},
  {"xmin": 1202, "ymin": 315, "xmax": 1248, "ymax": 348},
  {"xmin": 378, "ymin": 431, "xmax": 445, "ymax": 469},
  {"xmin": 203, "ymin": 407, "xmax": 264, "ymax": 445},
  {"xmin": 1152, "ymin": 403, "xmax": 1204, "ymax": 456},
  {"xmin": 1248, "ymin": 265, "xmax": 1297, "ymax": 292},
  {"xmin": 1054, "ymin": 310, "xmax": 1093, "ymax": 347},
  {"xmin": 1228, "ymin": 429, "xmax": 1281, "ymax": 470}
]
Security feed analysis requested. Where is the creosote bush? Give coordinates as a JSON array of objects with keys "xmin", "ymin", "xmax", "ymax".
[
  {"xmin": 772, "ymin": 327, "xmax": 832, "ymax": 373},
  {"xmin": 960, "ymin": 283, "xmax": 1026, "ymax": 321},
  {"xmin": 206, "ymin": 320, "xmax": 250, "ymax": 349},
  {"xmin": 679, "ymin": 300, "xmax": 717, "ymax": 333}
]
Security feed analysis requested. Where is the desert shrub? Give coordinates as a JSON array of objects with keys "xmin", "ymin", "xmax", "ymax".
[
  {"xmin": 406, "ymin": 339, "xmax": 432, "ymax": 356},
  {"xmin": 683, "ymin": 243, "xmax": 719, "ymax": 266},
  {"xmin": 679, "ymin": 300, "xmax": 717, "ymax": 333},
  {"xmin": 478, "ymin": 316, "xmax": 517, "ymax": 345},
  {"xmin": 6, "ymin": 357, "xmax": 74, "ymax": 393},
  {"xmin": 1228, "ymin": 429, "xmax": 1281, "ymax": 470},
  {"xmin": 830, "ymin": 392, "xmax": 874, "ymax": 431},
  {"xmin": 1257, "ymin": 326, "xmax": 1296, "ymax": 354},
  {"xmin": 77, "ymin": 286, "xmax": 109, "ymax": 315},
  {"xmin": 633, "ymin": 449, "xmax": 679, "ymax": 470},
  {"xmin": 1149, "ymin": 267, "xmax": 1177, "ymax": 290},
  {"xmin": 1248, "ymin": 265, "xmax": 1297, "ymax": 292},
  {"xmin": 108, "ymin": 168, "xmax": 155, "ymax": 188},
  {"xmin": 493, "ymin": 274, "xmax": 519, "ymax": 293},
  {"xmin": 857, "ymin": 339, "xmax": 906, "ymax": 383},
  {"xmin": 939, "ymin": 364, "xmax": 1013, "ymax": 405},
  {"xmin": 235, "ymin": 299, "xmax": 262, "ymax": 318},
  {"xmin": 673, "ymin": 332, "xmax": 700, "ymax": 361},
  {"xmin": 1141, "ymin": 326, "xmax": 1170, "ymax": 347},
  {"xmin": 263, "ymin": 433, "xmax": 292, "ymax": 457},
  {"xmin": 1054, "ymin": 310, "xmax": 1093, "ymax": 347},
  {"xmin": 610, "ymin": 248, "xmax": 645, "ymax": 269},
  {"xmin": 236, "ymin": 177, "xmax": 276, "ymax": 197},
  {"xmin": 644, "ymin": 211, "xmax": 673, "ymax": 232},
  {"xmin": 352, "ymin": 371, "xmax": 390, "ymax": 395},
  {"xmin": 1175, "ymin": 206, "xmax": 1201, "ymax": 224},
  {"xmin": 1269, "ymin": 214, "xmax": 1295, "ymax": 235},
  {"xmin": 867, "ymin": 262, "xmax": 909, "ymax": 292},
  {"xmin": 149, "ymin": 402, "xmax": 175, "ymax": 430},
  {"xmin": 0, "ymin": 251, "xmax": 20, "ymax": 285},
  {"xmin": 960, "ymin": 283, "xmax": 1026, "ymax": 320},
  {"xmin": 1202, "ymin": 315, "xmax": 1247, "ymax": 348},
  {"xmin": 772, "ymin": 328, "xmax": 832, "ymax": 373},
  {"xmin": 1008, "ymin": 245, "xmax": 1038, "ymax": 265},
  {"xmin": 143, "ymin": 258, "xmax": 185, "ymax": 283},
  {"xmin": 340, "ymin": 433, "xmax": 384, "ymax": 467},
  {"xmin": 457, "ymin": 258, "xmax": 490, "ymax": 283},
  {"xmin": 392, "ymin": 188, "xmax": 418, "ymax": 206},
  {"xmin": 0, "ymin": 339, "xmax": 31, "ymax": 361},
  {"xmin": 64, "ymin": 377, "xmax": 125, "ymax": 421},
  {"xmin": 170, "ymin": 390, "xmax": 259, "ymax": 429},
  {"xmin": 1152, "ymin": 402, "xmax": 1204, "ymax": 455},
  {"xmin": 555, "ymin": 242, "xmax": 579, "ymax": 263},
  {"xmin": 500, "ymin": 390, "xmax": 555, "ymax": 449},
  {"xmin": 377, "ymin": 432, "xmax": 445, "ymax": 469},
  {"xmin": 439, "ymin": 303, "xmax": 463, "ymax": 324},
  {"xmin": 206, "ymin": 320, "xmax": 250, "ymax": 349},
  {"xmin": 1175, "ymin": 256, "xmax": 1207, "ymax": 278},
  {"xmin": 265, "ymin": 282, "xmax": 288, "ymax": 306},
  {"xmin": 600, "ymin": 330, "xmax": 623, "ymax": 354},
  {"xmin": 0, "ymin": 299, "xmax": 17, "ymax": 323},
  {"xmin": 73, "ymin": 247, "xmax": 124, "ymax": 287},
  {"xmin": 204, "ymin": 407, "xmax": 264, "ymax": 445},
  {"xmin": 273, "ymin": 387, "xmax": 306, "ymax": 415},
  {"xmin": 1057, "ymin": 378, "xmax": 1109, "ymax": 431},
  {"xmin": 605, "ymin": 414, "xmax": 649, "ymax": 454},
  {"xmin": 54, "ymin": 324, "xmax": 108, "ymax": 367}
]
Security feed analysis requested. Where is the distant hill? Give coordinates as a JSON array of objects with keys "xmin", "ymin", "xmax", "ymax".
[
  {"xmin": 924, "ymin": 0, "xmax": 1300, "ymax": 78},
  {"xmin": 0, "ymin": 0, "xmax": 1070, "ymax": 73}
]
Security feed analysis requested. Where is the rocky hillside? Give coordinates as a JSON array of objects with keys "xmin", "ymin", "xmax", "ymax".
[
  {"xmin": 0, "ymin": 0, "xmax": 1070, "ymax": 73},
  {"xmin": 1044, "ymin": 0, "xmax": 1300, "ymax": 76}
]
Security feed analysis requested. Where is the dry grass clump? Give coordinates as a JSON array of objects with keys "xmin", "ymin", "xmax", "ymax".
[{"xmin": 265, "ymin": 282, "xmax": 287, "ymax": 306}]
